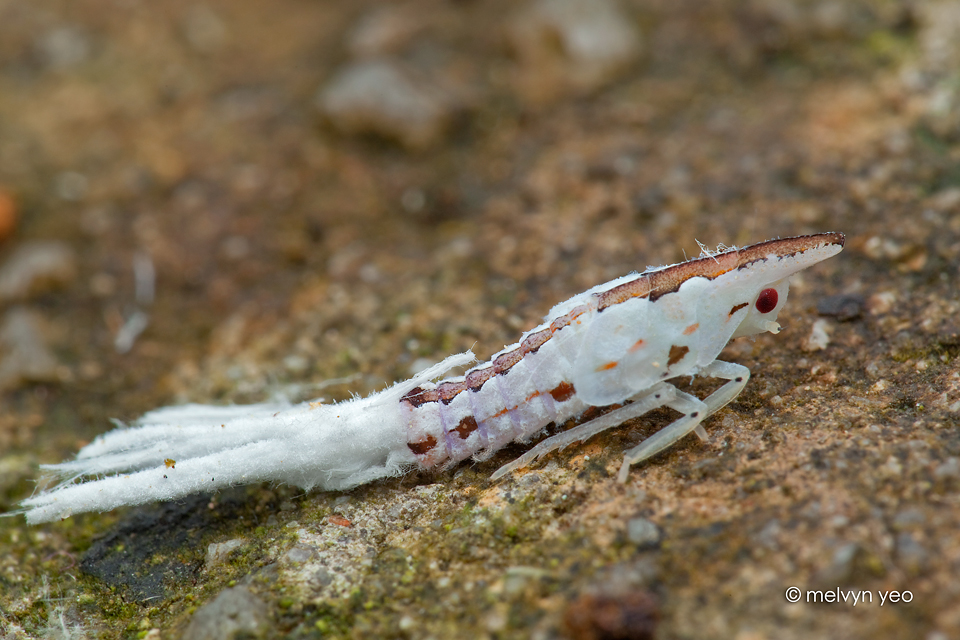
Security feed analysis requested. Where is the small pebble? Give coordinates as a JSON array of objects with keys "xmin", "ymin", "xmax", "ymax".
[
  {"xmin": 896, "ymin": 532, "xmax": 927, "ymax": 575},
  {"xmin": 892, "ymin": 507, "xmax": 927, "ymax": 530},
  {"xmin": 0, "ymin": 241, "xmax": 77, "ymax": 302},
  {"xmin": 181, "ymin": 586, "xmax": 268, "ymax": 640},
  {"xmin": 934, "ymin": 457, "xmax": 960, "ymax": 479},
  {"xmin": 508, "ymin": 0, "xmax": 642, "ymax": 96},
  {"xmin": 0, "ymin": 308, "xmax": 62, "ymax": 391},
  {"xmin": 803, "ymin": 318, "xmax": 831, "ymax": 352},
  {"xmin": 35, "ymin": 26, "xmax": 91, "ymax": 70},
  {"xmin": 928, "ymin": 187, "xmax": 960, "ymax": 212},
  {"xmin": 815, "ymin": 542, "xmax": 862, "ymax": 584},
  {"xmin": 866, "ymin": 291, "xmax": 896, "ymax": 315},
  {"xmin": 348, "ymin": 6, "xmax": 426, "ymax": 57},
  {"xmin": 317, "ymin": 59, "xmax": 460, "ymax": 150},
  {"xmin": 283, "ymin": 545, "xmax": 318, "ymax": 565},
  {"xmin": 626, "ymin": 517, "xmax": 661, "ymax": 547},
  {"xmin": 205, "ymin": 538, "xmax": 247, "ymax": 567},
  {"xmin": 54, "ymin": 171, "xmax": 88, "ymax": 201},
  {"xmin": 183, "ymin": 5, "xmax": 228, "ymax": 53}
]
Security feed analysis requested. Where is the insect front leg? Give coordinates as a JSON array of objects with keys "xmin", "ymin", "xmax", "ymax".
[
  {"xmin": 696, "ymin": 360, "xmax": 751, "ymax": 419},
  {"xmin": 617, "ymin": 360, "xmax": 751, "ymax": 482},
  {"xmin": 490, "ymin": 382, "xmax": 677, "ymax": 481}
]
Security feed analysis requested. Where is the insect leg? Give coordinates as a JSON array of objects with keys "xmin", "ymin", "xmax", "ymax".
[
  {"xmin": 616, "ymin": 389, "xmax": 707, "ymax": 482},
  {"xmin": 490, "ymin": 382, "xmax": 676, "ymax": 481},
  {"xmin": 697, "ymin": 360, "xmax": 751, "ymax": 417},
  {"xmin": 617, "ymin": 361, "xmax": 751, "ymax": 482}
]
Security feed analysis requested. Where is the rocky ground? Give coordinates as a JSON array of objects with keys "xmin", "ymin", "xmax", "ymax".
[{"xmin": 1, "ymin": 0, "xmax": 959, "ymax": 638}]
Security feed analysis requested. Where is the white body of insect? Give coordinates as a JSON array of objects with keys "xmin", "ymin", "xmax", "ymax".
[{"xmin": 17, "ymin": 233, "xmax": 844, "ymax": 524}]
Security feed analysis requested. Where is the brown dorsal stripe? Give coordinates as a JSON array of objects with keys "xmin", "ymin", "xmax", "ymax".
[
  {"xmin": 401, "ymin": 385, "xmax": 438, "ymax": 407},
  {"xmin": 549, "ymin": 381, "xmax": 576, "ymax": 402},
  {"xmin": 597, "ymin": 233, "xmax": 845, "ymax": 311},
  {"xmin": 407, "ymin": 435, "xmax": 438, "ymax": 455},
  {"xmin": 646, "ymin": 250, "xmax": 740, "ymax": 302},
  {"xmin": 667, "ymin": 345, "xmax": 690, "ymax": 367},
  {"xmin": 736, "ymin": 232, "xmax": 845, "ymax": 269},
  {"xmin": 729, "ymin": 302, "xmax": 748, "ymax": 316},
  {"xmin": 437, "ymin": 381, "xmax": 467, "ymax": 404},
  {"xmin": 597, "ymin": 251, "xmax": 740, "ymax": 310},
  {"xmin": 466, "ymin": 366, "xmax": 494, "ymax": 391},
  {"xmin": 596, "ymin": 274, "xmax": 652, "ymax": 310},
  {"xmin": 550, "ymin": 304, "xmax": 590, "ymax": 333},
  {"xmin": 426, "ymin": 306, "xmax": 585, "ymax": 404},
  {"xmin": 453, "ymin": 416, "xmax": 479, "ymax": 439},
  {"xmin": 493, "ymin": 348, "xmax": 523, "ymax": 374},
  {"xmin": 521, "ymin": 328, "xmax": 551, "ymax": 354}
]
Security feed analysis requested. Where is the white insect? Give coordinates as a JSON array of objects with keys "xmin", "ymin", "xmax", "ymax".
[{"xmin": 15, "ymin": 233, "xmax": 844, "ymax": 524}]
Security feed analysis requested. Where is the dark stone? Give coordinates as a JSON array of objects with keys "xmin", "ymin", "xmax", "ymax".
[{"xmin": 816, "ymin": 293, "xmax": 865, "ymax": 321}]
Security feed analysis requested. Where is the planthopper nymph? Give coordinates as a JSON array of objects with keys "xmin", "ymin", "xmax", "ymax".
[{"xmin": 15, "ymin": 232, "xmax": 844, "ymax": 524}]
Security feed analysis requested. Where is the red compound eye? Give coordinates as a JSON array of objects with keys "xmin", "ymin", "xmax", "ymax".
[{"xmin": 755, "ymin": 288, "xmax": 778, "ymax": 314}]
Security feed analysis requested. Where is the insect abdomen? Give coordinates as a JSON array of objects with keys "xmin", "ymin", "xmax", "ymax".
[{"xmin": 402, "ymin": 317, "xmax": 589, "ymax": 468}]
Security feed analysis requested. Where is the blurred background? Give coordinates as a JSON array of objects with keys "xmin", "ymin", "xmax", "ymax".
[{"xmin": 1, "ymin": 1, "xmax": 959, "ymax": 638}]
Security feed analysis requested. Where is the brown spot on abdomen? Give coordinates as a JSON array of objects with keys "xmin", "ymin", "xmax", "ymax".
[
  {"xmin": 453, "ymin": 416, "xmax": 479, "ymax": 439},
  {"xmin": 729, "ymin": 302, "xmax": 748, "ymax": 317},
  {"xmin": 667, "ymin": 345, "xmax": 690, "ymax": 367},
  {"xmin": 549, "ymin": 381, "xmax": 576, "ymax": 402},
  {"xmin": 407, "ymin": 435, "xmax": 438, "ymax": 455}
]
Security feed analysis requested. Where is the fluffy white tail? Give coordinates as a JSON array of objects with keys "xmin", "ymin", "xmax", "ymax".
[{"xmin": 17, "ymin": 351, "xmax": 475, "ymax": 524}]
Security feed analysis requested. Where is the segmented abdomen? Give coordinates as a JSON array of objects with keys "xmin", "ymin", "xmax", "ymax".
[{"xmin": 401, "ymin": 304, "xmax": 592, "ymax": 468}]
